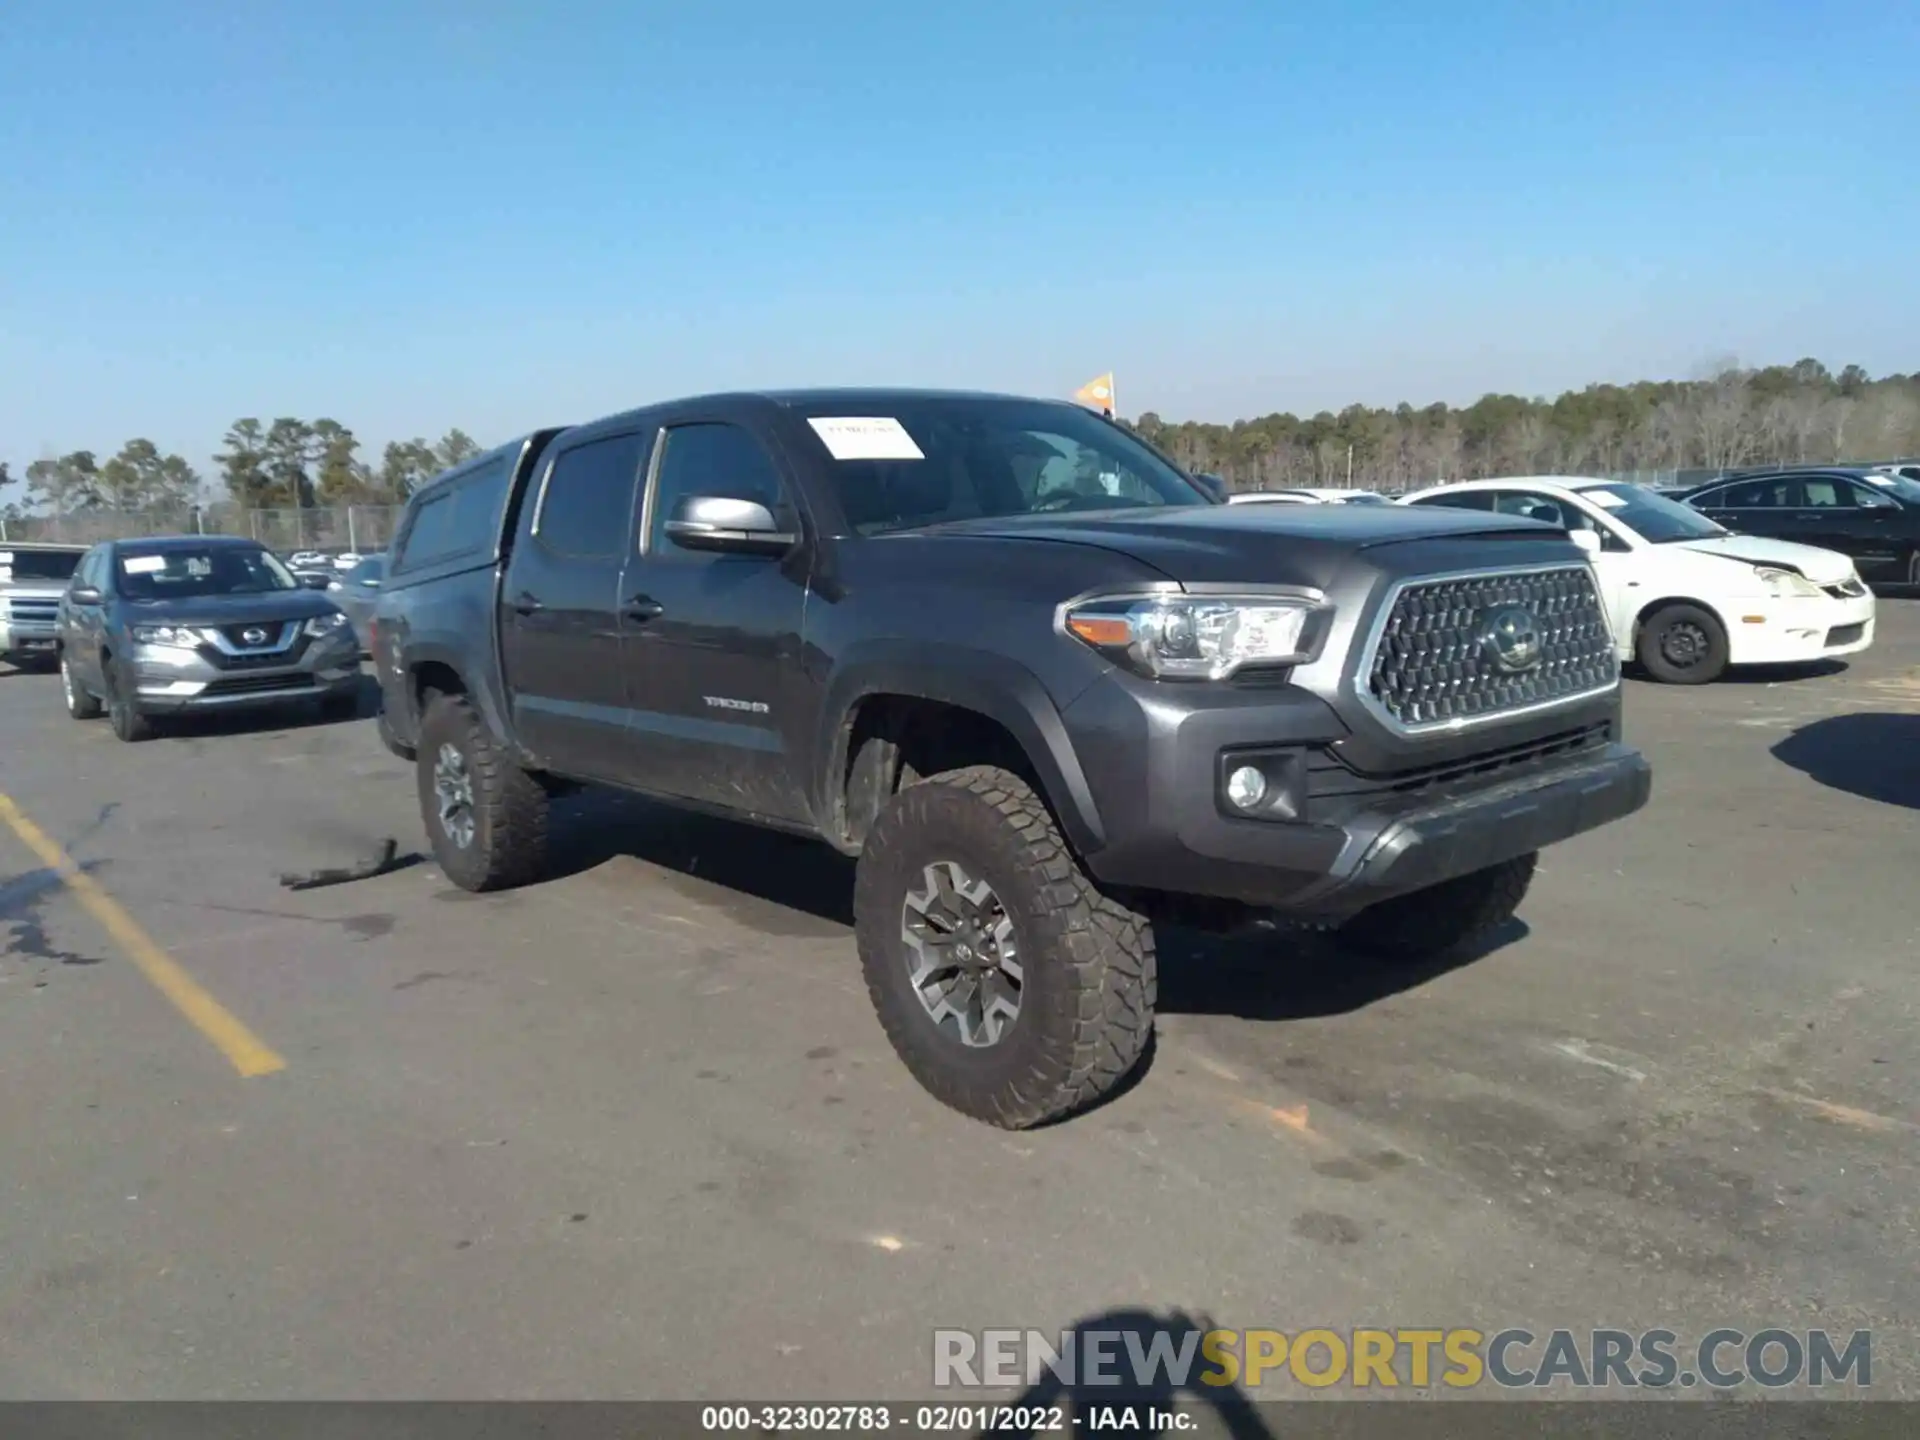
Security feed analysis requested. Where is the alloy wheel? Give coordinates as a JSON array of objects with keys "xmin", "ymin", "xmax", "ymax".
[
  {"xmin": 900, "ymin": 860, "xmax": 1023, "ymax": 1048},
  {"xmin": 434, "ymin": 742, "xmax": 477, "ymax": 850}
]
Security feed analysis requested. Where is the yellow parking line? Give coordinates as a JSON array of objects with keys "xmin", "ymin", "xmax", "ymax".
[{"xmin": 0, "ymin": 792, "xmax": 286, "ymax": 1078}]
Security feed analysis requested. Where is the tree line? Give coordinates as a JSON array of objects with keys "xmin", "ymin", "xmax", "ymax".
[
  {"xmin": 0, "ymin": 420, "xmax": 483, "ymax": 516},
  {"xmin": 1131, "ymin": 359, "xmax": 1920, "ymax": 491},
  {"xmin": 6, "ymin": 358, "xmax": 1917, "ymax": 517}
]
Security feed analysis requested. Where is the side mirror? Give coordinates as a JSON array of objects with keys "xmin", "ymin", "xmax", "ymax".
[
  {"xmin": 1191, "ymin": 472, "xmax": 1230, "ymax": 503},
  {"xmin": 1568, "ymin": 529, "xmax": 1602, "ymax": 556},
  {"xmin": 67, "ymin": 584, "xmax": 102, "ymax": 605},
  {"xmin": 300, "ymin": 572, "xmax": 333, "ymax": 590},
  {"xmin": 663, "ymin": 495, "xmax": 797, "ymax": 554}
]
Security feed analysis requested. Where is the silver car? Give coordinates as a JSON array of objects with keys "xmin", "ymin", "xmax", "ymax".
[
  {"xmin": 328, "ymin": 554, "xmax": 385, "ymax": 654},
  {"xmin": 57, "ymin": 536, "xmax": 361, "ymax": 742}
]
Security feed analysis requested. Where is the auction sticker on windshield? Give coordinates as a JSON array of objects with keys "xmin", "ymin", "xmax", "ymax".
[
  {"xmin": 122, "ymin": 555, "xmax": 167, "ymax": 573},
  {"xmin": 808, "ymin": 416, "xmax": 926, "ymax": 462}
]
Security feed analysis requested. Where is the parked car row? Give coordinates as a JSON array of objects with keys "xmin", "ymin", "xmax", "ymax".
[
  {"xmin": 1673, "ymin": 466, "xmax": 1920, "ymax": 588},
  {"xmin": 1398, "ymin": 476, "xmax": 1875, "ymax": 685}
]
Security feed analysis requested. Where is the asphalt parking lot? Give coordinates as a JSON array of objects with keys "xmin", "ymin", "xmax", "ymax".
[{"xmin": 2, "ymin": 606, "xmax": 1917, "ymax": 1403}]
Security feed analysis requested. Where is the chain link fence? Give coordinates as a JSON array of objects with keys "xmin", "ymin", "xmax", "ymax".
[{"xmin": 0, "ymin": 504, "xmax": 406, "ymax": 553}]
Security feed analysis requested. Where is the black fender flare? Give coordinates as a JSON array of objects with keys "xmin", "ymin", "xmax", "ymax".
[
  {"xmin": 813, "ymin": 642, "xmax": 1106, "ymax": 859},
  {"xmin": 402, "ymin": 640, "xmax": 520, "ymax": 760}
]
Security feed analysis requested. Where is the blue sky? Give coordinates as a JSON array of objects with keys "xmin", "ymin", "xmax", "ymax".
[{"xmin": 1, "ymin": 0, "xmax": 1915, "ymax": 475}]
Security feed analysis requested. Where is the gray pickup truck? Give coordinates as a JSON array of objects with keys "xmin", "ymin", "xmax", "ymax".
[
  {"xmin": 372, "ymin": 389, "xmax": 1652, "ymax": 1128},
  {"xmin": 1, "ymin": 543, "xmax": 88, "ymax": 671}
]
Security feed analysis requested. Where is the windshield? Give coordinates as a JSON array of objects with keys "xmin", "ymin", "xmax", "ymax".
[
  {"xmin": 796, "ymin": 398, "xmax": 1208, "ymax": 535},
  {"xmin": 1577, "ymin": 483, "xmax": 1727, "ymax": 543},
  {"xmin": 116, "ymin": 545, "xmax": 298, "ymax": 600},
  {"xmin": 1863, "ymin": 471, "xmax": 1920, "ymax": 504},
  {"xmin": 0, "ymin": 549, "xmax": 84, "ymax": 583}
]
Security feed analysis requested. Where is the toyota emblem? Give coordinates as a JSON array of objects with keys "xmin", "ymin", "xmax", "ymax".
[
  {"xmin": 242, "ymin": 627, "xmax": 268, "ymax": 646},
  {"xmin": 1478, "ymin": 605, "xmax": 1543, "ymax": 674}
]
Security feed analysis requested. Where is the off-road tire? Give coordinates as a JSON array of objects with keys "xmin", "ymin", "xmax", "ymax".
[
  {"xmin": 853, "ymin": 764, "xmax": 1156, "ymax": 1129},
  {"xmin": 416, "ymin": 693, "xmax": 550, "ymax": 892},
  {"xmin": 1337, "ymin": 853, "xmax": 1537, "ymax": 962},
  {"xmin": 105, "ymin": 667, "xmax": 155, "ymax": 742},
  {"xmin": 61, "ymin": 651, "xmax": 103, "ymax": 720},
  {"xmin": 1636, "ymin": 602, "xmax": 1728, "ymax": 685},
  {"xmin": 376, "ymin": 703, "xmax": 415, "ymax": 760}
]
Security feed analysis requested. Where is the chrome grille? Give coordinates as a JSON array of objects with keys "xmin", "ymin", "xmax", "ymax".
[
  {"xmin": 3, "ymin": 597, "xmax": 60, "ymax": 624},
  {"xmin": 1362, "ymin": 566, "xmax": 1616, "ymax": 732}
]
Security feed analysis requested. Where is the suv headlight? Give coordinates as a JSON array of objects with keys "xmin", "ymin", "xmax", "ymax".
[
  {"xmin": 304, "ymin": 613, "xmax": 350, "ymax": 639},
  {"xmin": 1061, "ymin": 591, "xmax": 1331, "ymax": 680},
  {"xmin": 1753, "ymin": 565, "xmax": 1823, "ymax": 599},
  {"xmin": 131, "ymin": 624, "xmax": 202, "ymax": 647}
]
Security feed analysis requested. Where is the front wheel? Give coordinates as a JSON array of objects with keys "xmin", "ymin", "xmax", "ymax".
[
  {"xmin": 853, "ymin": 765, "xmax": 1155, "ymax": 1129},
  {"xmin": 105, "ymin": 667, "xmax": 155, "ymax": 742},
  {"xmin": 61, "ymin": 651, "xmax": 103, "ymax": 720},
  {"xmin": 1636, "ymin": 602, "xmax": 1728, "ymax": 684},
  {"xmin": 1337, "ymin": 853, "xmax": 1536, "ymax": 962},
  {"xmin": 415, "ymin": 693, "xmax": 551, "ymax": 892}
]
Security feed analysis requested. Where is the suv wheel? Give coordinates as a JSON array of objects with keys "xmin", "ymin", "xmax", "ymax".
[
  {"xmin": 1337, "ymin": 853, "xmax": 1536, "ymax": 962},
  {"xmin": 105, "ymin": 668, "xmax": 155, "ymax": 742},
  {"xmin": 854, "ymin": 764, "xmax": 1155, "ymax": 1129},
  {"xmin": 1636, "ymin": 602, "xmax": 1728, "ymax": 684},
  {"xmin": 61, "ymin": 652, "xmax": 103, "ymax": 720},
  {"xmin": 416, "ymin": 693, "xmax": 550, "ymax": 892}
]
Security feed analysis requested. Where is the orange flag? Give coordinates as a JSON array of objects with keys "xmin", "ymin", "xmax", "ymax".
[{"xmin": 1074, "ymin": 373, "xmax": 1116, "ymax": 412}]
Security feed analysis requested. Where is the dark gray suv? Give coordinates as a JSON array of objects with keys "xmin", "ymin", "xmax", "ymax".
[{"xmin": 57, "ymin": 535, "xmax": 362, "ymax": 741}]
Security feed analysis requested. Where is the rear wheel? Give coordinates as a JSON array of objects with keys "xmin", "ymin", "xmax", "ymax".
[
  {"xmin": 1337, "ymin": 853, "xmax": 1536, "ymax": 962},
  {"xmin": 853, "ymin": 764, "xmax": 1155, "ymax": 1129},
  {"xmin": 61, "ymin": 651, "xmax": 103, "ymax": 720},
  {"xmin": 1636, "ymin": 602, "xmax": 1728, "ymax": 684},
  {"xmin": 415, "ymin": 693, "xmax": 551, "ymax": 892}
]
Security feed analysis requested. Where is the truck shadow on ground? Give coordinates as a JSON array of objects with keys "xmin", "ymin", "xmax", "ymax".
[
  {"xmin": 1771, "ymin": 712, "xmax": 1920, "ymax": 810},
  {"xmin": 1155, "ymin": 918, "xmax": 1524, "ymax": 1023},
  {"xmin": 543, "ymin": 788, "xmax": 1515, "ymax": 1025}
]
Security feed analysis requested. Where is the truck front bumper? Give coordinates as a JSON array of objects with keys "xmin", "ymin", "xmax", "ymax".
[{"xmin": 1063, "ymin": 672, "xmax": 1651, "ymax": 920}]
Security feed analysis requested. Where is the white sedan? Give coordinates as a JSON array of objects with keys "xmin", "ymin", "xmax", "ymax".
[{"xmin": 1400, "ymin": 476, "xmax": 1875, "ymax": 684}]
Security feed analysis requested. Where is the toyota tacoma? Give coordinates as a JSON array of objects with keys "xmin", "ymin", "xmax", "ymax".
[{"xmin": 371, "ymin": 389, "xmax": 1652, "ymax": 1128}]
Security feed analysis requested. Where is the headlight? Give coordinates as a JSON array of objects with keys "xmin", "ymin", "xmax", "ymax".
[
  {"xmin": 131, "ymin": 624, "xmax": 202, "ymax": 647},
  {"xmin": 304, "ymin": 613, "xmax": 350, "ymax": 639},
  {"xmin": 1753, "ymin": 565, "xmax": 1823, "ymax": 599},
  {"xmin": 1061, "ymin": 591, "xmax": 1330, "ymax": 680}
]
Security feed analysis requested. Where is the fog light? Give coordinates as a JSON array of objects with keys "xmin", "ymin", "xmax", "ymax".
[{"xmin": 1225, "ymin": 765, "xmax": 1268, "ymax": 810}]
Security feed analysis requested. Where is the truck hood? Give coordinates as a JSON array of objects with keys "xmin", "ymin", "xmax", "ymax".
[
  {"xmin": 923, "ymin": 504, "xmax": 1558, "ymax": 587},
  {"xmin": 1671, "ymin": 534, "xmax": 1857, "ymax": 584},
  {"xmin": 122, "ymin": 590, "xmax": 340, "ymax": 624}
]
